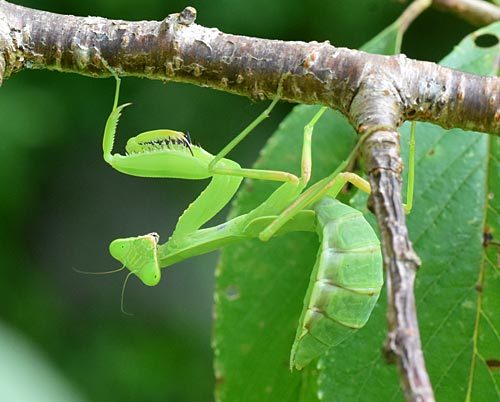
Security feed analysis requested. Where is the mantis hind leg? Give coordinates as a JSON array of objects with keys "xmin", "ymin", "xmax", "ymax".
[
  {"xmin": 210, "ymin": 106, "xmax": 328, "ymax": 187},
  {"xmin": 215, "ymin": 106, "xmax": 328, "ymax": 214},
  {"xmin": 257, "ymin": 125, "xmax": 369, "ymax": 241},
  {"xmin": 259, "ymin": 121, "xmax": 417, "ymax": 240},
  {"xmin": 208, "ymin": 78, "xmax": 328, "ymax": 191},
  {"xmin": 258, "ymin": 171, "xmax": 371, "ymax": 241},
  {"xmin": 208, "ymin": 80, "xmax": 300, "ymax": 185},
  {"xmin": 209, "ymin": 79, "xmax": 285, "ymax": 171},
  {"xmin": 403, "ymin": 121, "xmax": 416, "ymax": 214}
]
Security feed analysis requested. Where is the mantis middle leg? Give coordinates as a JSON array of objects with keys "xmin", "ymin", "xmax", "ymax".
[{"xmin": 259, "ymin": 121, "xmax": 417, "ymax": 241}]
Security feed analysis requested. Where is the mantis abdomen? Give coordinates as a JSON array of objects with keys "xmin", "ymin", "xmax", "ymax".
[{"xmin": 290, "ymin": 197, "xmax": 383, "ymax": 370}]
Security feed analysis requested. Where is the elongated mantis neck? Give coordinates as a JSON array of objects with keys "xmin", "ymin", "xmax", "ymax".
[
  {"xmin": 158, "ymin": 215, "xmax": 249, "ymax": 267},
  {"xmin": 158, "ymin": 210, "xmax": 316, "ymax": 268}
]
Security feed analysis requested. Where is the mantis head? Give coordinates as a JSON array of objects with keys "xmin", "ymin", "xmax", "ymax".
[{"xmin": 109, "ymin": 233, "xmax": 161, "ymax": 286}]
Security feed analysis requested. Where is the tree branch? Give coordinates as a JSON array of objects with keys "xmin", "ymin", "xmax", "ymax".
[
  {"xmin": 364, "ymin": 129, "xmax": 431, "ymax": 402},
  {"xmin": 0, "ymin": 1, "xmax": 498, "ymax": 135},
  {"xmin": 432, "ymin": 0, "xmax": 500, "ymax": 26},
  {"xmin": 1, "ymin": 1, "xmax": 498, "ymax": 402}
]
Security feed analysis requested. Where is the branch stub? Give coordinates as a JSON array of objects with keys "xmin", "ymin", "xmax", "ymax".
[{"xmin": 179, "ymin": 7, "xmax": 197, "ymax": 26}]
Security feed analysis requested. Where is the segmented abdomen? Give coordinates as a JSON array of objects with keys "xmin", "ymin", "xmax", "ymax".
[{"xmin": 290, "ymin": 197, "xmax": 383, "ymax": 370}]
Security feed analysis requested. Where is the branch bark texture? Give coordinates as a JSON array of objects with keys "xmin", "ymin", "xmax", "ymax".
[
  {"xmin": 1, "ymin": 1, "xmax": 499, "ymax": 402},
  {"xmin": 364, "ymin": 129, "xmax": 431, "ymax": 402},
  {"xmin": 0, "ymin": 1, "xmax": 498, "ymax": 135}
]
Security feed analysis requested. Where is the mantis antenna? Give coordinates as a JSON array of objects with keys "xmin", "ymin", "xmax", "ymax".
[
  {"xmin": 73, "ymin": 265, "xmax": 125, "ymax": 275},
  {"xmin": 120, "ymin": 270, "xmax": 137, "ymax": 316}
]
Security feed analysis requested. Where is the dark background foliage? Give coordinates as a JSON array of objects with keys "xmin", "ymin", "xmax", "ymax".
[{"xmin": 0, "ymin": 1, "xmax": 473, "ymax": 401}]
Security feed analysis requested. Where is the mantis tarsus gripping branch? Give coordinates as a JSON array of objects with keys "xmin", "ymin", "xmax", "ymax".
[{"xmin": 99, "ymin": 74, "xmax": 415, "ymax": 370}]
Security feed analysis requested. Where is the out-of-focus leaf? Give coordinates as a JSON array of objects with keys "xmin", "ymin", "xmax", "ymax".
[{"xmin": 0, "ymin": 321, "xmax": 84, "ymax": 402}]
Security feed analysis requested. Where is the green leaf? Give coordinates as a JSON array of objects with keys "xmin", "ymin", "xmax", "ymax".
[
  {"xmin": 474, "ymin": 136, "xmax": 500, "ymax": 401},
  {"xmin": 412, "ymin": 25, "xmax": 500, "ymax": 402},
  {"xmin": 331, "ymin": 22, "xmax": 500, "ymax": 400},
  {"xmin": 214, "ymin": 17, "xmax": 406, "ymax": 402},
  {"xmin": 214, "ymin": 19, "xmax": 500, "ymax": 402}
]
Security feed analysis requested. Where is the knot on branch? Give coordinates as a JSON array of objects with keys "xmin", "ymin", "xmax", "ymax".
[
  {"xmin": 160, "ymin": 6, "xmax": 197, "ymax": 33},
  {"xmin": 179, "ymin": 7, "xmax": 197, "ymax": 26}
]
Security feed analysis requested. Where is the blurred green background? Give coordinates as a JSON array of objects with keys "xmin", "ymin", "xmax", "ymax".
[{"xmin": 0, "ymin": 1, "xmax": 475, "ymax": 401}]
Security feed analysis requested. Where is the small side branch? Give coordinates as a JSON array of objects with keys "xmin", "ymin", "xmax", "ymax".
[{"xmin": 433, "ymin": 0, "xmax": 500, "ymax": 26}]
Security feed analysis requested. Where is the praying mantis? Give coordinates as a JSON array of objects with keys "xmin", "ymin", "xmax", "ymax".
[{"xmin": 100, "ymin": 74, "xmax": 415, "ymax": 370}]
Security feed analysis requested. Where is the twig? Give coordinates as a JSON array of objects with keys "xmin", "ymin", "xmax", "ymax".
[
  {"xmin": 400, "ymin": 0, "xmax": 433, "ymax": 32},
  {"xmin": 364, "ymin": 129, "xmax": 433, "ymax": 402},
  {"xmin": 432, "ymin": 0, "xmax": 500, "ymax": 26},
  {"xmin": 350, "ymin": 74, "xmax": 434, "ymax": 400}
]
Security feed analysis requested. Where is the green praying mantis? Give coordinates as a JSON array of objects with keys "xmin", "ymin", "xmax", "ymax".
[{"xmin": 98, "ymin": 74, "xmax": 415, "ymax": 370}]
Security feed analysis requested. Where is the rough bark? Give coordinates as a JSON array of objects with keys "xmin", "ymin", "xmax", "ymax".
[
  {"xmin": 0, "ymin": 1, "xmax": 498, "ymax": 134},
  {"xmin": 364, "ymin": 129, "xmax": 431, "ymax": 402}
]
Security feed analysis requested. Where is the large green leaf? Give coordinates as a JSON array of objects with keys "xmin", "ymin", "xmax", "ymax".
[
  {"xmin": 213, "ymin": 17, "xmax": 401, "ymax": 402},
  {"xmin": 214, "ymin": 20, "xmax": 499, "ymax": 402}
]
